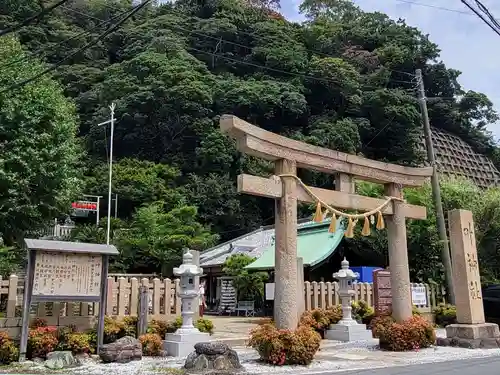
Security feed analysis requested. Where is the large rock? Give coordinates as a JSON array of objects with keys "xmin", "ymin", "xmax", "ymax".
[
  {"xmin": 99, "ymin": 336, "xmax": 142, "ymax": 363},
  {"xmin": 44, "ymin": 351, "xmax": 80, "ymax": 370},
  {"xmin": 185, "ymin": 342, "xmax": 242, "ymax": 373}
]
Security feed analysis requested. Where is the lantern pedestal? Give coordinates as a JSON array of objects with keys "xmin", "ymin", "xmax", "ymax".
[
  {"xmin": 164, "ymin": 330, "xmax": 210, "ymax": 357},
  {"xmin": 325, "ymin": 321, "xmax": 372, "ymax": 342}
]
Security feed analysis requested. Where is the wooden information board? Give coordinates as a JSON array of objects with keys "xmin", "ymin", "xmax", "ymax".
[{"xmin": 33, "ymin": 252, "xmax": 102, "ymax": 297}]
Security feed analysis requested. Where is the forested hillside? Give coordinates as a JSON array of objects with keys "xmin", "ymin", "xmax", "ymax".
[{"xmin": 1, "ymin": 0, "xmax": 500, "ymax": 278}]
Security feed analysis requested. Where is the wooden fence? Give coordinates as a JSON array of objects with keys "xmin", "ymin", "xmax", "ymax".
[
  {"xmin": 303, "ymin": 281, "xmax": 444, "ymax": 313},
  {"xmin": 0, "ymin": 275, "xmax": 444, "ymax": 337},
  {"xmin": 0, "ymin": 275, "xmax": 181, "ymax": 337}
]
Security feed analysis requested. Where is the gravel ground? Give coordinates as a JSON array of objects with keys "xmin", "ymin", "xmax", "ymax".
[{"xmin": 10, "ymin": 331, "xmax": 500, "ymax": 375}]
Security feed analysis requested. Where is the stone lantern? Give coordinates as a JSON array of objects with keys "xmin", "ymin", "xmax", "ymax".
[
  {"xmin": 325, "ymin": 258, "xmax": 372, "ymax": 342},
  {"xmin": 164, "ymin": 251, "xmax": 210, "ymax": 356}
]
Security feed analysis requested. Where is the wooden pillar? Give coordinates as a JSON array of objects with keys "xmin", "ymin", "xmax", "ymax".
[
  {"xmin": 274, "ymin": 159, "xmax": 298, "ymax": 330},
  {"xmin": 384, "ymin": 183, "xmax": 412, "ymax": 323}
]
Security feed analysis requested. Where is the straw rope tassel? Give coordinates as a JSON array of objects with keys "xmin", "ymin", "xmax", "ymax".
[
  {"xmin": 376, "ymin": 211, "xmax": 385, "ymax": 230},
  {"xmin": 344, "ymin": 217, "xmax": 355, "ymax": 238},
  {"xmin": 313, "ymin": 202, "xmax": 323, "ymax": 223},
  {"xmin": 361, "ymin": 216, "xmax": 371, "ymax": 236},
  {"xmin": 328, "ymin": 212, "xmax": 336, "ymax": 233}
]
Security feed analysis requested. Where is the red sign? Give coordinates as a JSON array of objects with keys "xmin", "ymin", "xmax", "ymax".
[
  {"xmin": 373, "ymin": 269, "xmax": 392, "ymax": 315},
  {"xmin": 72, "ymin": 201, "xmax": 98, "ymax": 211}
]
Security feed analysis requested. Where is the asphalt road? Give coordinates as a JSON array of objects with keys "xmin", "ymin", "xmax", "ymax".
[{"xmin": 329, "ymin": 356, "xmax": 500, "ymax": 375}]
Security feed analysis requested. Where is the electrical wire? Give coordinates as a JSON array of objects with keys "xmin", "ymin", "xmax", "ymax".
[
  {"xmin": 473, "ymin": 0, "xmax": 500, "ymax": 30},
  {"xmin": 0, "ymin": 0, "xmax": 152, "ymax": 95},
  {"xmin": 461, "ymin": 0, "xmax": 500, "ymax": 37},
  {"xmin": 0, "ymin": 7, "xmax": 134, "ymax": 72},
  {"xmin": 395, "ymin": 0, "xmax": 470, "ymax": 15},
  {"xmin": 0, "ymin": 0, "xmax": 73, "ymax": 37}
]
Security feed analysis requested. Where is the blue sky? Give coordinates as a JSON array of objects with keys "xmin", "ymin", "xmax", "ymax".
[{"xmin": 279, "ymin": 0, "xmax": 500, "ymax": 139}]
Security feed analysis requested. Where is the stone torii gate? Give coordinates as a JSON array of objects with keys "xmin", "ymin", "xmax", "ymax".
[{"xmin": 220, "ymin": 115, "xmax": 433, "ymax": 329}]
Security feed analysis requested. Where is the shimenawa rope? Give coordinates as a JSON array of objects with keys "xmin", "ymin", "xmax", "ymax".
[{"xmin": 276, "ymin": 174, "xmax": 404, "ymax": 238}]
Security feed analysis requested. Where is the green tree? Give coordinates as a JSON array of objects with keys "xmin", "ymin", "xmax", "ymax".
[
  {"xmin": 0, "ymin": 37, "xmax": 83, "ymax": 244},
  {"xmin": 222, "ymin": 253, "xmax": 268, "ymax": 304},
  {"xmin": 116, "ymin": 202, "xmax": 219, "ymax": 275},
  {"xmin": 84, "ymin": 158, "xmax": 185, "ymax": 218}
]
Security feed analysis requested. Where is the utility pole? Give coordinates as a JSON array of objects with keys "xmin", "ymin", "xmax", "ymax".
[
  {"xmin": 415, "ymin": 69, "xmax": 455, "ymax": 304},
  {"xmin": 98, "ymin": 103, "xmax": 116, "ymax": 245}
]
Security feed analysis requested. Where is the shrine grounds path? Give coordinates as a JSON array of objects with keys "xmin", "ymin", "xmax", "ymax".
[{"xmin": 328, "ymin": 355, "xmax": 500, "ymax": 375}]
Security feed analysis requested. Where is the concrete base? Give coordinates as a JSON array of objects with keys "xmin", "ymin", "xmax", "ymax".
[
  {"xmin": 445, "ymin": 323, "xmax": 500, "ymax": 340},
  {"xmin": 325, "ymin": 322, "xmax": 372, "ymax": 342},
  {"xmin": 437, "ymin": 323, "xmax": 500, "ymax": 349},
  {"xmin": 164, "ymin": 330, "xmax": 210, "ymax": 357}
]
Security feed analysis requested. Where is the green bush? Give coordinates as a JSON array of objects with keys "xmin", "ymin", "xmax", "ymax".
[
  {"xmin": 122, "ymin": 316, "xmax": 138, "ymax": 337},
  {"xmin": 158, "ymin": 316, "xmax": 214, "ymax": 335},
  {"xmin": 139, "ymin": 333, "xmax": 163, "ymax": 356},
  {"xmin": 67, "ymin": 333, "xmax": 93, "ymax": 354},
  {"xmin": 371, "ymin": 314, "xmax": 435, "ymax": 351},
  {"xmin": 433, "ymin": 303, "xmax": 457, "ymax": 327},
  {"xmin": 195, "ymin": 318, "xmax": 214, "ymax": 335},
  {"xmin": 0, "ymin": 332, "xmax": 18, "ymax": 364},
  {"xmin": 352, "ymin": 301, "xmax": 375, "ymax": 325},
  {"xmin": 28, "ymin": 326, "xmax": 58, "ymax": 359},
  {"xmin": 147, "ymin": 319, "xmax": 170, "ymax": 337},
  {"xmin": 103, "ymin": 316, "xmax": 126, "ymax": 343},
  {"xmin": 248, "ymin": 323, "xmax": 321, "ymax": 365}
]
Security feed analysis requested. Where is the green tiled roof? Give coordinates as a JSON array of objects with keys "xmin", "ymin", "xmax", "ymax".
[{"xmin": 245, "ymin": 219, "xmax": 345, "ymax": 270}]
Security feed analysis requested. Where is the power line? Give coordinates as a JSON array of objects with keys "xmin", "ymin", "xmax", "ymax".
[
  {"xmin": 0, "ymin": 0, "xmax": 152, "ymax": 95},
  {"xmin": 473, "ymin": 0, "xmax": 500, "ymax": 29},
  {"xmin": 461, "ymin": 0, "xmax": 500, "ymax": 37},
  {"xmin": 395, "ymin": 0, "xmax": 470, "ymax": 15},
  {"xmin": 0, "ymin": 0, "xmax": 73, "ymax": 37},
  {"xmin": 0, "ymin": 7, "xmax": 134, "ymax": 72}
]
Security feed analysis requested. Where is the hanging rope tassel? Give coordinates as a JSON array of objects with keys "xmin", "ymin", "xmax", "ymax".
[
  {"xmin": 361, "ymin": 216, "xmax": 371, "ymax": 236},
  {"xmin": 313, "ymin": 202, "xmax": 323, "ymax": 223},
  {"xmin": 376, "ymin": 211, "xmax": 385, "ymax": 230},
  {"xmin": 328, "ymin": 212, "xmax": 337, "ymax": 233},
  {"xmin": 344, "ymin": 217, "xmax": 355, "ymax": 238}
]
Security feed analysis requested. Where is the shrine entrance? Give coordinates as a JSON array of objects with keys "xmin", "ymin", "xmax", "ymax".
[{"xmin": 220, "ymin": 115, "xmax": 433, "ymax": 329}]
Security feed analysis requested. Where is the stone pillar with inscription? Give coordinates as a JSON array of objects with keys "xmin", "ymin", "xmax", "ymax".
[
  {"xmin": 273, "ymin": 159, "xmax": 299, "ymax": 330},
  {"xmin": 439, "ymin": 209, "xmax": 500, "ymax": 349}
]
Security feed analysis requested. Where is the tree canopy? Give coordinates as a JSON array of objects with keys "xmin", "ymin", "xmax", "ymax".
[
  {"xmin": 0, "ymin": 36, "xmax": 82, "ymax": 245},
  {"xmin": 1, "ymin": 0, "xmax": 500, "ymax": 280}
]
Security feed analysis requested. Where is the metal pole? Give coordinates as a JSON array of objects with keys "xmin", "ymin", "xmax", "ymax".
[
  {"xmin": 415, "ymin": 69, "xmax": 455, "ymax": 304},
  {"xmin": 97, "ymin": 254, "xmax": 109, "ymax": 354},
  {"xmin": 106, "ymin": 104, "xmax": 115, "ymax": 245},
  {"xmin": 96, "ymin": 196, "xmax": 100, "ymax": 227},
  {"xmin": 98, "ymin": 103, "xmax": 116, "ymax": 246},
  {"xmin": 19, "ymin": 250, "xmax": 35, "ymax": 361},
  {"xmin": 114, "ymin": 194, "xmax": 118, "ymax": 218}
]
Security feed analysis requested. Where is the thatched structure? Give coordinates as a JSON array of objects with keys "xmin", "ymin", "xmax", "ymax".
[{"xmin": 420, "ymin": 128, "xmax": 500, "ymax": 188}]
